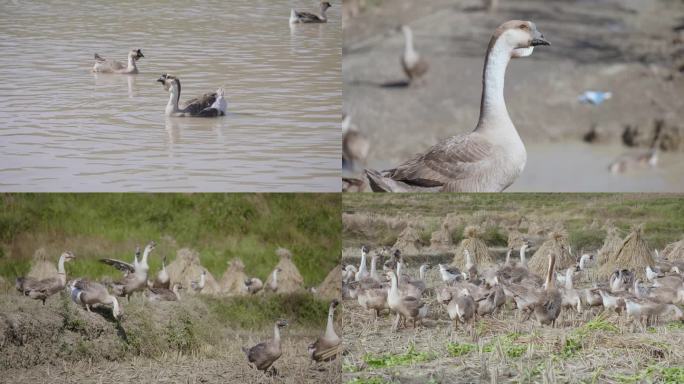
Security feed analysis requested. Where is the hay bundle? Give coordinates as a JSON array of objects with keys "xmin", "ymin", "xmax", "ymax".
[
  {"xmin": 393, "ymin": 225, "xmax": 422, "ymax": 255},
  {"xmin": 316, "ymin": 265, "xmax": 341, "ymax": 300},
  {"xmin": 663, "ymin": 237, "xmax": 684, "ymax": 260},
  {"xmin": 429, "ymin": 221, "xmax": 452, "ymax": 251},
  {"xmin": 265, "ymin": 248, "xmax": 304, "ymax": 293},
  {"xmin": 598, "ymin": 226, "xmax": 654, "ymax": 279},
  {"xmin": 453, "ymin": 226, "xmax": 493, "ymax": 267},
  {"xmin": 219, "ymin": 258, "xmax": 248, "ymax": 296},
  {"xmin": 527, "ymin": 231, "xmax": 574, "ymax": 275},
  {"xmin": 166, "ymin": 248, "xmax": 220, "ymax": 295},
  {"xmin": 597, "ymin": 226, "xmax": 623, "ymax": 265},
  {"xmin": 27, "ymin": 248, "xmax": 58, "ymax": 280},
  {"xmin": 507, "ymin": 231, "xmax": 526, "ymax": 250}
]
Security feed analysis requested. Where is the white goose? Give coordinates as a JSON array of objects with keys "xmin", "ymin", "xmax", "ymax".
[
  {"xmin": 365, "ymin": 20, "xmax": 550, "ymax": 192},
  {"xmin": 92, "ymin": 49, "xmax": 144, "ymax": 74}
]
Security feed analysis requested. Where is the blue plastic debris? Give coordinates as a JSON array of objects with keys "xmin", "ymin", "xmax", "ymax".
[{"xmin": 578, "ymin": 91, "xmax": 612, "ymax": 105}]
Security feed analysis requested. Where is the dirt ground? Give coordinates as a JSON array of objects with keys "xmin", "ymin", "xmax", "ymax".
[
  {"xmin": 343, "ymin": 0, "xmax": 684, "ymax": 191},
  {"xmin": 0, "ymin": 292, "xmax": 340, "ymax": 384},
  {"xmin": 340, "ymin": 257, "xmax": 684, "ymax": 384}
]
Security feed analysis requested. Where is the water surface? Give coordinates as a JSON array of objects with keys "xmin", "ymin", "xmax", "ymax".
[{"xmin": 0, "ymin": 0, "xmax": 341, "ymax": 191}]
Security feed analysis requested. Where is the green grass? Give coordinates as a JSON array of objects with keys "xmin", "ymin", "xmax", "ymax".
[
  {"xmin": 482, "ymin": 332, "xmax": 526, "ymax": 358},
  {"xmin": 363, "ymin": 343, "xmax": 435, "ymax": 369},
  {"xmin": 0, "ymin": 194, "xmax": 340, "ymax": 285},
  {"xmin": 614, "ymin": 365, "xmax": 684, "ymax": 384},
  {"xmin": 446, "ymin": 342, "xmax": 476, "ymax": 357},
  {"xmin": 343, "ymin": 194, "xmax": 684, "ymax": 249},
  {"xmin": 346, "ymin": 378, "xmax": 390, "ymax": 384}
]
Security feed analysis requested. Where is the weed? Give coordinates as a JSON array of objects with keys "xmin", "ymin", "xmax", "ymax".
[
  {"xmin": 446, "ymin": 342, "xmax": 476, "ymax": 357},
  {"xmin": 346, "ymin": 377, "xmax": 390, "ymax": 384},
  {"xmin": 363, "ymin": 343, "xmax": 434, "ymax": 369}
]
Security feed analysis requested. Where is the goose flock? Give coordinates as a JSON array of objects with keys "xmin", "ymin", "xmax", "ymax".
[
  {"xmin": 13, "ymin": 242, "xmax": 342, "ymax": 375},
  {"xmin": 90, "ymin": 1, "xmax": 333, "ymax": 118},
  {"xmin": 342, "ymin": 244, "xmax": 684, "ymax": 335}
]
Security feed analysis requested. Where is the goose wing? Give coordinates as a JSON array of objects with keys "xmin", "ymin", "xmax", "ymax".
[
  {"xmin": 181, "ymin": 92, "xmax": 217, "ymax": 116},
  {"xmin": 100, "ymin": 258, "xmax": 135, "ymax": 274},
  {"xmin": 294, "ymin": 11, "xmax": 322, "ymax": 22},
  {"xmin": 149, "ymin": 287, "xmax": 176, "ymax": 301},
  {"xmin": 377, "ymin": 132, "xmax": 495, "ymax": 191},
  {"xmin": 26, "ymin": 277, "xmax": 61, "ymax": 293}
]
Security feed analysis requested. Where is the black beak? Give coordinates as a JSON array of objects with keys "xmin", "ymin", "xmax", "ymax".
[
  {"xmin": 138, "ymin": 51, "xmax": 144, "ymax": 58},
  {"xmin": 531, "ymin": 30, "xmax": 550, "ymax": 46}
]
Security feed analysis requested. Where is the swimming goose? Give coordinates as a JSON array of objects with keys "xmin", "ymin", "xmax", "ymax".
[
  {"xmin": 245, "ymin": 277, "xmax": 264, "ymax": 294},
  {"xmin": 157, "ymin": 74, "xmax": 226, "ymax": 117},
  {"xmin": 289, "ymin": 1, "xmax": 332, "ymax": 24},
  {"xmin": 532, "ymin": 253, "xmax": 562, "ymax": 326},
  {"xmin": 365, "ymin": 21, "xmax": 550, "ymax": 192},
  {"xmin": 92, "ymin": 49, "xmax": 144, "ymax": 74},
  {"xmin": 191, "ymin": 269, "xmax": 207, "ymax": 293},
  {"xmin": 16, "ymin": 251, "xmax": 76, "ymax": 305},
  {"xmin": 309, "ymin": 299, "xmax": 342, "ymax": 361},
  {"xmin": 102, "ymin": 241, "xmax": 155, "ymax": 300},
  {"xmin": 152, "ymin": 256, "xmax": 170, "ymax": 289},
  {"xmin": 242, "ymin": 319, "xmax": 288, "ymax": 374},
  {"xmin": 147, "ymin": 283, "xmax": 183, "ymax": 302},
  {"xmin": 70, "ymin": 279, "xmax": 123, "ymax": 320},
  {"xmin": 398, "ymin": 25, "xmax": 429, "ymax": 85}
]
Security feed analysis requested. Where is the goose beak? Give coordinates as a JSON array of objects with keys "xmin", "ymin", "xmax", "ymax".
[{"xmin": 531, "ymin": 30, "xmax": 550, "ymax": 46}]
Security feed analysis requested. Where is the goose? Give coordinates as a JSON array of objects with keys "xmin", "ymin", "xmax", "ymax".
[
  {"xmin": 365, "ymin": 21, "xmax": 549, "ymax": 192},
  {"xmin": 464, "ymin": 249, "xmax": 478, "ymax": 280},
  {"xmin": 646, "ymin": 265, "xmax": 664, "ymax": 282},
  {"xmin": 92, "ymin": 49, "xmax": 144, "ymax": 74},
  {"xmin": 308, "ymin": 299, "xmax": 342, "ymax": 361},
  {"xmin": 355, "ymin": 245, "xmax": 370, "ymax": 281},
  {"xmin": 652, "ymin": 274, "xmax": 684, "ymax": 290},
  {"xmin": 266, "ymin": 268, "xmax": 283, "ymax": 292},
  {"xmin": 69, "ymin": 279, "xmax": 123, "ymax": 320},
  {"xmin": 102, "ymin": 241, "xmax": 155, "ymax": 300},
  {"xmin": 157, "ymin": 74, "xmax": 226, "ymax": 117},
  {"xmin": 16, "ymin": 251, "xmax": 76, "ymax": 305},
  {"xmin": 404, "ymin": 264, "xmax": 431, "ymax": 297},
  {"xmin": 242, "ymin": 319, "xmax": 288, "ymax": 374},
  {"xmin": 398, "ymin": 25, "xmax": 429, "ymax": 85},
  {"xmin": 439, "ymin": 263, "xmax": 463, "ymax": 284},
  {"xmin": 532, "ymin": 253, "xmax": 562, "ymax": 326},
  {"xmin": 357, "ymin": 254, "xmax": 383, "ymax": 290},
  {"xmin": 151, "ymin": 256, "xmax": 170, "ymax": 289},
  {"xmin": 386, "ymin": 270, "xmax": 428, "ymax": 331},
  {"xmin": 245, "ymin": 277, "xmax": 264, "ymax": 294},
  {"xmin": 342, "ymin": 115, "xmax": 370, "ymax": 172},
  {"xmin": 445, "ymin": 288, "xmax": 476, "ymax": 330},
  {"xmin": 476, "ymin": 285, "xmax": 506, "ymax": 316},
  {"xmin": 624, "ymin": 296, "xmax": 683, "ymax": 330},
  {"xmin": 597, "ymin": 289, "xmax": 630, "ymax": 314},
  {"xmin": 289, "ymin": 1, "xmax": 331, "ymax": 24},
  {"xmin": 357, "ymin": 284, "xmax": 389, "ymax": 318},
  {"xmin": 383, "ymin": 249, "xmax": 400, "ymax": 272},
  {"xmin": 342, "ymin": 264, "xmax": 358, "ymax": 283},
  {"xmin": 147, "ymin": 283, "xmax": 183, "ymax": 302},
  {"xmin": 559, "ymin": 267, "xmax": 582, "ymax": 314},
  {"xmin": 578, "ymin": 253, "xmax": 594, "ymax": 271},
  {"xmin": 191, "ymin": 269, "xmax": 207, "ymax": 293}
]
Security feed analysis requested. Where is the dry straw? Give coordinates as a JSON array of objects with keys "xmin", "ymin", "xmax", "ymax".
[
  {"xmin": 597, "ymin": 226, "xmax": 623, "ymax": 265},
  {"xmin": 453, "ymin": 226, "xmax": 493, "ymax": 267},
  {"xmin": 393, "ymin": 225, "xmax": 422, "ymax": 255},
  {"xmin": 27, "ymin": 248, "xmax": 58, "ymax": 280},
  {"xmin": 429, "ymin": 220, "xmax": 453, "ymax": 251},
  {"xmin": 265, "ymin": 248, "xmax": 304, "ymax": 293},
  {"xmin": 219, "ymin": 258, "xmax": 248, "ymax": 296},
  {"xmin": 166, "ymin": 248, "xmax": 221, "ymax": 295},
  {"xmin": 316, "ymin": 264, "xmax": 341, "ymax": 300},
  {"xmin": 598, "ymin": 226, "xmax": 654, "ymax": 279},
  {"xmin": 527, "ymin": 230, "xmax": 574, "ymax": 275},
  {"xmin": 662, "ymin": 237, "xmax": 684, "ymax": 260}
]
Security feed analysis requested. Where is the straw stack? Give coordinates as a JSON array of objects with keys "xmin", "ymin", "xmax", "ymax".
[
  {"xmin": 219, "ymin": 258, "xmax": 248, "ymax": 296},
  {"xmin": 528, "ymin": 231, "xmax": 574, "ymax": 275},
  {"xmin": 453, "ymin": 226, "xmax": 493, "ymax": 267},
  {"xmin": 166, "ymin": 248, "xmax": 220, "ymax": 295},
  {"xmin": 393, "ymin": 225, "xmax": 422, "ymax": 255},
  {"xmin": 265, "ymin": 248, "xmax": 304, "ymax": 294},
  {"xmin": 598, "ymin": 226, "xmax": 654, "ymax": 279}
]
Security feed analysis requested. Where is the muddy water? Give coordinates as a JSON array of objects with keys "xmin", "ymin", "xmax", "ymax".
[
  {"xmin": 0, "ymin": 0, "xmax": 341, "ymax": 192},
  {"xmin": 509, "ymin": 142, "xmax": 684, "ymax": 192}
]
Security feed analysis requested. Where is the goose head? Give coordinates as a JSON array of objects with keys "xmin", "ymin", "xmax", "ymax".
[
  {"xmin": 61, "ymin": 251, "xmax": 76, "ymax": 262},
  {"xmin": 129, "ymin": 49, "xmax": 144, "ymax": 61},
  {"xmin": 331, "ymin": 298, "xmax": 340, "ymax": 309},
  {"xmin": 157, "ymin": 73, "xmax": 178, "ymax": 91},
  {"xmin": 276, "ymin": 319, "xmax": 288, "ymax": 328},
  {"xmin": 320, "ymin": 1, "xmax": 332, "ymax": 11},
  {"xmin": 492, "ymin": 20, "xmax": 549, "ymax": 59}
]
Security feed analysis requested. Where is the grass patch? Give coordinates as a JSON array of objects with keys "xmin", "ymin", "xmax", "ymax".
[
  {"xmin": 482, "ymin": 332, "xmax": 526, "ymax": 358},
  {"xmin": 446, "ymin": 342, "xmax": 476, "ymax": 357},
  {"xmin": 363, "ymin": 343, "xmax": 435, "ymax": 369},
  {"xmin": 0, "ymin": 194, "xmax": 340, "ymax": 285},
  {"xmin": 204, "ymin": 293, "xmax": 328, "ymax": 329},
  {"xmin": 346, "ymin": 378, "xmax": 390, "ymax": 384},
  {"xmin": 614, "ymin": 365, "xmax": 684, "ymax": 384}
]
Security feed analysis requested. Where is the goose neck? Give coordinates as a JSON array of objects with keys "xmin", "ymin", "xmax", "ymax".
[
  {"xmin": 272, "ymin": 270, "xmax": 278, "ymax": 285},
  {"xmin": 520, "ymin": 245, "xmax": 527, "ymax": 266},
  {"xmin": 111, "ymin": 296, "xmax": 121, "ymax": 318},
  {"xmin": 370, "ymin": 256, "xmax": 377, "ymax": 279},
  {"xmin": 166, "ymin": 80, "xmax": 181, "ymax": 115},
  {"xmin": 545, "ymin": 255, "xmax": 556, "ymax": 290},
  {"xmin": 505, "ymin": 249, "xmax": 511, "ymax": 264},
  {"xmin": 403, "ymin": 28, "xmax": 415, "ymax": 57},
  {"xmin": 419, "ymin": 265, "xmax": 426, "ymax": 280},
  {"xmin": 476, "ymin": 37, "xmax": 513, "ymax": 132},
  {"xmin": 273, "ymin": 324, "xmax": 281, "ymax": 343},
  {"xmin": 324, "ymin": 304, "xmax": 337, "ymax": 339},
  {"xmin": 565, "ymin": 269, "xmax": 573, "ymax": 290},
  {"xmin": 57, "ymin": 254, "xmax": 67, "ymax": 285},
  {"xmin": 127, "ymin": 54, "xmax": 137, "ymax": 71}
]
